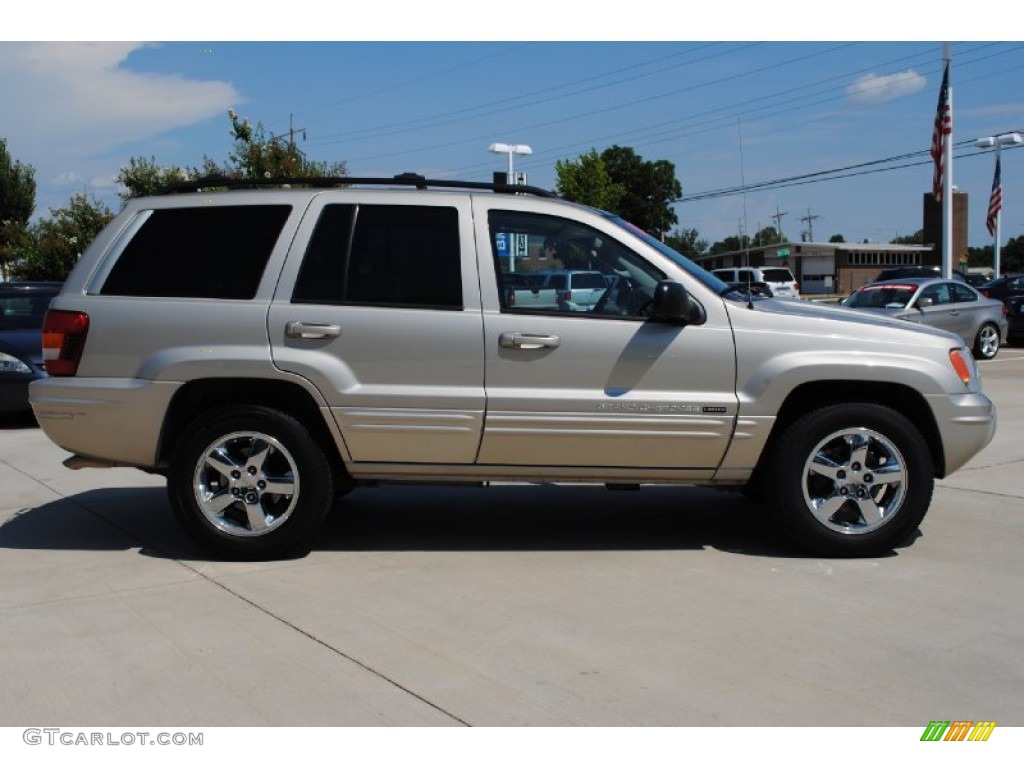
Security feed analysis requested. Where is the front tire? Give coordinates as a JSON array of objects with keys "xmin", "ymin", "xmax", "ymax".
[
  {"xmin": 768, "ymin": 404, "xmax": 934, "ymax": 557},
  {"xmin": 168, "ymin": 406, "xmax": 334, "ymax": 559},
  {"xmin": 974, "ymin": 323, "xmax": 1000, "ymax": 360}
]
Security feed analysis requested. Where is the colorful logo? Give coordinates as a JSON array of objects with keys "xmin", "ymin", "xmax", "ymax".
[{"xmin": 921, "ymin": 721, "xmax": 996, "ymax": 742}]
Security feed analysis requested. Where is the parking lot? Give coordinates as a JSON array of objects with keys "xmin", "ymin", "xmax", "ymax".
[{"xmin": 1, "ymin": 349, "xmax": 1023, "ymax": 728}]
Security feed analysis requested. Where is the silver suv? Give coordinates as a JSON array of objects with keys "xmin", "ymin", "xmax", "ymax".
[{"xmin": 31, "ymin": 176, "xmax": 996, "ymax": 559}]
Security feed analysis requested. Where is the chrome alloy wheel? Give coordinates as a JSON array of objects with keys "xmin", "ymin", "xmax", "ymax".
[
  {"xmin": 801, "ymin": 427, "xmax": 907, "ymax": 535},
  {"xmin": 192, "ymin": 431, "xmax": 300, "ymax": 537},
  {"xmin": 977, "ymin": 324, "xmax": 1000, "ymax": 359}
]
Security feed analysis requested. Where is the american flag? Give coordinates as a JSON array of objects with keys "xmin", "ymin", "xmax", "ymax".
[
  {"xmin": 986, "ymin": 154, "xmax": 1002, "ymax": 237},
  {"xmin": 930, "ymin": 62, "xmax": 952, "ymax": 201}
]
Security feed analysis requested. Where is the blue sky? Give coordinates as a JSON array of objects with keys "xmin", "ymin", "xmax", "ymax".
[{"xmin": 4, "ymin": 11, "xmax": 1023, "ymax": 249}]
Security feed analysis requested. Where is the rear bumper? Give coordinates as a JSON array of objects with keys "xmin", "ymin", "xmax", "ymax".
[{"xmin": 29, "ymin": 377, "xmax": 181, "ymax": 468}]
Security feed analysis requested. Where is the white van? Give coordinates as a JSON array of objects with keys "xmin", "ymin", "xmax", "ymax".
[{"xmin": 712, "ymin": 267, "xmax": 800, "ymax": 298}]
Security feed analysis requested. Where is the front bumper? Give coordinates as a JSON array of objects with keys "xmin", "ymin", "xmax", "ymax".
[{"xmin": 926, "ymin": 391, "xmax": 997, "ymax": 476}]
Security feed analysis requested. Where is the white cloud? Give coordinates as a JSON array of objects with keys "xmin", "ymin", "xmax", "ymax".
[
  {"xmin": 0, "ymin": 42, "xmax": 241, "ymax": 155},
  {"xmin": 846, "ymin": 69, "xmax": 926, "ymax": 106}
]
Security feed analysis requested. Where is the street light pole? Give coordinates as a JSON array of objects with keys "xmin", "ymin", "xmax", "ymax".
[
  {"xmin": 975, "ymin": 132, "xmax": 1023, "ymax": 277},
  {"xmin": 488, "ymin": 143, "xmax": 533, "ymax": 272},
  {"xmin": 488, "ymin": 143, "xmax": 533, "ymax": 181}
]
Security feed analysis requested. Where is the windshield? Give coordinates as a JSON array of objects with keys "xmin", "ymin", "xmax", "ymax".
[
  {"xmin": 600, "ymin": 213, "xmax": 734, "ymax": 295},
  {"xmin": 0, "ymin": 289, "xmax": 59, "ymax": 330},
  {"xmin": 845, "ymin": 284, "xmax": 916, "ymax": 309}
]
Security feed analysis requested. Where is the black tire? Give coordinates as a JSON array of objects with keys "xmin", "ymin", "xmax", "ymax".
[
  {"xmin": 167, "ymin": 406, "xmax": 334, "ymax": 560},
  {"xmin": 973, "ymin": 323, "xmax": 1001, "ymax": 360},
  {"xmin": 768, "ymin": 403, "xmax": 934, "ymax": 557}
]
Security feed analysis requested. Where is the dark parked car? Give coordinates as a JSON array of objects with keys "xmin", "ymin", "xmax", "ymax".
[
  {"xmin": 0, "ymin": 282, "xmax": 62, "ymax": 414},
  {"xmin": 964, "ymin": 272, "xmax": 993, "ymax": 288},
  {"xmin": 843, "ymin": 278, "xmax": 1007, "ymax": 359},
  {"xmin": 1007, "ymin": 295, "xmax": 1024, "ymax": 345},
  {"xmin": 978, "ymin": 273, "xmax": 1024, "ymax": 302}
]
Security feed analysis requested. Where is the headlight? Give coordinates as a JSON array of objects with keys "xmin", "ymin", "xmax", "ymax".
[{"xmin": 0, "ymin": 351, "xmax": 33, "ymax": 374}]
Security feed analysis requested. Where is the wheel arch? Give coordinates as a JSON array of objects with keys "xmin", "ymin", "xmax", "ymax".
[
  {"xmin": 156, "ymin": 377, "xmax": 348, "ymax": 474},
  {"xmin": 757, "ymin": 380, "xmax": 946, "ymax": 478}
]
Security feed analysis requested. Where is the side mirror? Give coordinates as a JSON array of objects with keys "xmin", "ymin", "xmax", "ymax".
[
  {"xmin": 650, "ymin": 280, "xmax": 702, "ymax": 325},
  {"xmin": 916, "ymin": 297, "xmax": 934, "ymax": 309}
]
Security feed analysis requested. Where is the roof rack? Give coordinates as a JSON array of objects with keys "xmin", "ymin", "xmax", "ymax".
[{"xmin": 158, "ymin": 172, "xmax": 558, "ymax": 198}]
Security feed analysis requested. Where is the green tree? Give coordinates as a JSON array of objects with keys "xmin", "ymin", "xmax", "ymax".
[
  {"xmin": 12, "ymin": 193, "xmax": 114, "ymax": 281},
  {"xmin": 599, "ymin": 146, "xmax": 682, "ymax": 239},
  {"xmin": 225, "ymin": 110, "xmax": 346, "ymax": 180},
  {"xmin": 969, "ymin": 236, "xmax": 1024, "ymax": 273},
  {"xmin": 664, "ymin": 227, "xmax": 708, "ymax": 259},
  {"xmin": 117, "ymin": 111, "xmax": 348, "ymax": 202},
  {"xmin": 709, "ymin": 234, "xmax": 751, "ymax": 255},
  {"xmin": 828, "ymin": 233, "xmax": 846, "ymax": 243},
  {"xmin": 1, "ymin": 138, "xmax": 36, "ymax": 282},
  {"xmin": 750, "ymin": 225, "xmax": 782, "ymax": 247},
  {"xmin": 891, "ymin": 230, "xmax": 924, "ymax": 245},
  {"xmin": 115, "ymin": 156, "xmax": 189, "ymax": 203},
  {"xmin": 554, "ymin": 149, "xmax": 625, "ymax": 211}
]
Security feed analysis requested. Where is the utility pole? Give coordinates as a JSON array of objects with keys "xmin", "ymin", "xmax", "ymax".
[
  {"xmin": 772, "ymin": 206, "xmax": 788, "ymax": 241},
  {"xmin": 800, "ymin": 208, "xmax": 821, "ymax": 242},
  {"xmin": 270, "ymin": 113, "xmax": 307, "ymax": 151}
]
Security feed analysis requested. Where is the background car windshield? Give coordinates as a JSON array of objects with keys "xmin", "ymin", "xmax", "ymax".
[
  {"xmin": 761, "ymin": 268, "xmax": 794, "ymax": 282},
  {"xmin": 846, "ymin": 285, "xmax": 916, "ymax": 309}
]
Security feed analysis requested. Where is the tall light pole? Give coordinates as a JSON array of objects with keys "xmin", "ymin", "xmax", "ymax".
[
  {"xmin": 488, "ymin": 144, "xmax": 533, "ymax": 272},
  {"xmin": 975, "ymin": 132, "xmax": 1023, "ymax": 277},
  {"xmin": 488, "ymin": 143, "xmax": 532, "ymax": 181}
]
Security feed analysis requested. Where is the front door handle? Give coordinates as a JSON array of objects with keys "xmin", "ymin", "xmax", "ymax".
[
  {"xmin": 499, "ymin": 332, "xmax": 561, "ymax": 350},
  {"xmin": 285, "ymin": 321, "xmax": 342, "ymax": 340}
]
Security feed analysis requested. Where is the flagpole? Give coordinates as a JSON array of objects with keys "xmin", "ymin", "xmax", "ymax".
[
  {"xmin": 942, "ymin": 42, "xmax": 953, "ymax": 279},
  {"xmin": 994, "ymin": 147, "xmax": 1002, "ymax": 277}
]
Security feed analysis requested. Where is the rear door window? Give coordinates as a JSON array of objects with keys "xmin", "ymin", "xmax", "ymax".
[{"xmin": 293, "ymin": 204, "xmax": 463, "ymax": 309}]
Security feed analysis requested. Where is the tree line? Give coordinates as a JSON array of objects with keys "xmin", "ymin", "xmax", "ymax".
[{"xmin": 2, "ymin": 116, "xmax": 1021, "ymax": 281}]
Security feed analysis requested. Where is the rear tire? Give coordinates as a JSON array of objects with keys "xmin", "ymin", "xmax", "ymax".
[
  {"xmin": 167, "ymin": 406, "xmax": 334, "ymax": 560},
  {"xmin": 768, "ymin": 404, "xmax": 933, "ymax": 557}
]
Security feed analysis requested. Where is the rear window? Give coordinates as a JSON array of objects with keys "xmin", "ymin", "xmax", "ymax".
[
  {"xmin": 761, "ymin": 269, "xmax": 794, "ymax": 283},
  {"xmin": 101, "ymin": 205, "xmax": 292, "ymax": 299},
  {"xmin": 0, "ymin": 289, "xmax": 59, "ymax": 330}
]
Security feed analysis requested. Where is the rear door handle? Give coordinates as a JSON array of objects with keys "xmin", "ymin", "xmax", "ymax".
[
  {"xmin": 285, "ymin": 321, "xmax": 342, "ymax": 339},
  {"xmin": 499, "ymin": 332, "xmax": 561, "ymax": 350}
]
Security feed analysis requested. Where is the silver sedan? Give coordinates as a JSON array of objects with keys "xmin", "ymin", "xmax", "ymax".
[{"xmin": 844, "ymin": 277, "xmax": 1008, "ymax": 359}]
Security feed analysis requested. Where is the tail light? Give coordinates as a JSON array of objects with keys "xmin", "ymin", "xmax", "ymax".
[
  {"xmin": 42, "ymin": 310, "xmax": 90, "ymax": 376},
  {"xmin": 562, "ymin": 290, "xmax": 571, "ymax": 303},
  {"xmin": 981, "ymin": 289, "xmax": 990, "ymax": 298},
  {"xmin": 505, "ymin": 288, "xmax": 516, "ymax": 307},
  {"xmin": 794, "ymin": 281, "xmax": 800, "ymax": 292}
]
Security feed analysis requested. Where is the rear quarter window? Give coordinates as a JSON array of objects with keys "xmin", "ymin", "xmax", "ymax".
[{"xmin": 100, "ymin": 205, "xmax": 292, "ymax": 299}]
